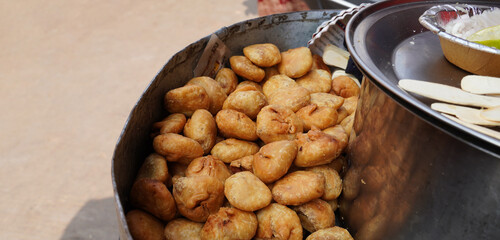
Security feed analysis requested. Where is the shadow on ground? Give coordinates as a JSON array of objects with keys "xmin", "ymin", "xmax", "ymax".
[{"xmin": 61, "ymin": 197, "xmax": 119, "ymax": 240}]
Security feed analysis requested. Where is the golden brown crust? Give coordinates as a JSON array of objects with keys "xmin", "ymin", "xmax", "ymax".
[
  {"xmin": 268, "ymin": 85, "xmax": 311, "ymax": 112},
  {"xmin": 296, "ymin": 69, "xmax": 332, "ymax": 93},
  {"xmin": 126, "ymin": 209, "xmax": 166, "ymax": 240},
  {"xmin": 296, "ymin": 104, "xmax": 338, "ymax": 131},
  {"xmin": 215, "ymin": 109, "xmax": 258, "ymax": 141},
  {"xmin": 211, "ymin": 138, "xmax": 260, "ymax": 163},
  {"xmin": 224, "ymin": 172, "xmax": 272, "ymax": 212},
  {"xmin": 153, "ymin": 133, "xmax": 204, "ymax": 165},
  {"xmin": 223, "ymin": 90, "xmax": 267, "ymax": 120},
  {"xmin": 294, "ymin": 130, "xmax": 340, "ymax": 167},
  {"xmin": 215, "ymin": 68, "xmax": 238, "ymax": 96},
  {"xmin": 278, "ymin": 47, "xmax": 313, "ymax": 78},
  {"xmin": 136, "ymin": 153, "xmax": 169, "ymax": 183},
  {"xmin": 164, "ymin": 218, "xmax": 203, "ymax": 240},
  {"xmin": 164, "ymin": 85, "xmax": 210, "ymax": 117},
  {"xmin": 187, "ymin": 76, "xmax": 227, "ymax": 115},
  {"xmin": 305, "ymin": 226, "xmax": 354, "ymax": 240},
  {"xmin": 331, "ymin": 75, "xmax": 360, "ymax": 98},
  {"xmin": 253, "ymin": 140, "xmax": 297, "ymax": 184},
  {"xmin": 183, "ymin": 109, "xmax": 217, "ymax": 154},
  {"xmin": 292, "ymin": 199, "xmax": 335, "ymax": 232},
  {"xmin": 129, "ymin": 179, "xmax": 177, "ymax": 221},
  {"xmin": 243, "ymin": 43, "xmax": 282, "ymax": 67},
  {"xmin": 200, "ymin": 207, "xmax": 258, "ymax": 240},
  {"xmin": 272, "ymin": 171, "xmax": 325, "ymax": 206},
  {"xmin": 255, "ymin": 203, "xmax": 303, "ymax": 240},
  {"xmin": 256, "ymin": 105, "xmax": 303, "ymax": 144},
  {"xmin": 185, "ymin": 155, "xmax": 231, "ymax": 184},
  {"xmin": 230, "ymin": 56, "xmax": 265, "ymax": 82}
]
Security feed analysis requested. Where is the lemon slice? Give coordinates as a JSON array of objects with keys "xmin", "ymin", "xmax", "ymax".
[{"xmin": 467, "ymin": 24, "xmax": 500, "ymax": 49}]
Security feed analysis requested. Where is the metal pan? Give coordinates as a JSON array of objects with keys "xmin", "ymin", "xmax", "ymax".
[
  {"xmin": 344, "ymin": 0, "xmax": 500, "ymax": 239},
  {"xmin": 111, "ymin": 10, "xmax": 341, "ymax": 240}
]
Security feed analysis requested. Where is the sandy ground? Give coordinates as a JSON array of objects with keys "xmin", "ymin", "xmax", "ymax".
[{"xmin": 0, "ymin": 1, "xmax": 258, "ymax": 239}]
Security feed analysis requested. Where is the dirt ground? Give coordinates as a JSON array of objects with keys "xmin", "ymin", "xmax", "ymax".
[{"xmin": 0, "ymin": 1, "xmax": 258, "ymax": 239}]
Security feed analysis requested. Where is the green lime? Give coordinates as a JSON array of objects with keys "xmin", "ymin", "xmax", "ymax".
[{"xmin": 467, "ymin": 25, "xmax": 500, "ymax": 49}]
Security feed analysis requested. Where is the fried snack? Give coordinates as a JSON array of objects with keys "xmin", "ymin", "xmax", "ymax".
[
  {"xmin": 310, "ymin": 92, "xmax": 344, "ymax": 110},
  {"xmin": 234, "ymin": 80, "xmax": 263, "ymax": 93},
  {"xmin": 305, "ymin": 226, "xmax": 354, "ymax": 240},
  {"xmin": 323, "ymin": 125, "xmax": 348, "ymax": 155},
  {"xmin": 340, "ymin": 113, "xmax": 354, "ymax": 136},
  {"xmin": 262, "ymin": 66, "xmax": 280, "ymax": 83},
  {"xmin": 164, "ymin": 218, "xmax": 203, "ymax": 240},
  {"xmin": 229, "ymin": 155, "xmax": 254, "ymax": 173},
  {"xmin": 342, "ymin": 96, "xmax": 358, "ymax": 115},
  {"xmin": 187, "ymin": 76, "xmax": 227, "ymax": 115},
  {"xmin": 255, "ymin": 203, "xmax": 302, "ymax": 240},
  {"xmin": 327, "ymin": 198, "xmax": 338, "ymax": 212},
  {"xmin": 336, "ymin": 106, "xmax": 349, "ymax": 124},
  {"xmin": 153, "ymin": 133, "xmax": 204, "ymax": 165},
  {"xmin": 268, "ymin": 85, "xmax": 311, "ymax": 112},
  {"xmin": 262, "ymin": 74, "xmax": 297, "ymax": 98},
  {"xmin": 183, "ymin": 109, "xmax": 217, "ymax": 154},
  {"xmin": 172, "ymin": 176, "xmax": 224, "ymax": 222},
  {"xmin": 253, "ymin": 140, "xmax": 297, "ymax": 183},
  {"xmin": 342, "ymin": 167, "xmax": 361, "ymax": 200},
  {"xmin": 243, "ymin": 43, "xmax": 282, "ymax": 67},
  {"xmin": 185, "ymin": 155, "xmax": 231, "ymax": 184},
  {"xmin": 200, "ymin": 207, "xmax": 258, "ymax": 240},
  {"xmin": 224, "ymin": 171, "xmax": 272, "ymax": 211},
  {"xmin": 215, "ymin": 109, "xmax": 258, "ymax": 141},
  {"xmin": 135, "ymin": 153, "xmax": 169, "ymax": 183},
  {"xmin": 292, "ymin": 199, "xmax": 335, "ymax": 232},
  {"xmin": 223, "ymin": 90, "xmax": 267, "ymax": 119},
  {"xmin": 230, "ymin": 56, "xmax": 265, "ymax": 82},
  {"xmin": 311, "ymin": 54, "xmax": 331, "ymax": 74},
  {"xmin": 130, "ymin": 179, "xmax": 177, "ymax": 221},
  {"xmin": 296, "ymin": 104, "xmax": 338, "ymax": 131},
  {"xmin": 328, "ymin": 155, "xmax": 348, "ymax": 176},
  {"xmin": 331, "ymin": 75, "xmax": 360, "ymax": 98},
  {"xmin": 278, "ymin": 47, "xmax": 313, "ymax": 78},
  {"xmin": 296, "ymin": 69, "xmax": 332, "ymax": 93},
  {"xmin": 211, "ymin": 138, "xmax": 260, "ymax": 163},
  {"xmin": 215, "ymin": 68, "xmax": 238, "ymax": 95},
  {"xmin": 126, "ymin": 209, "xmax": 165, "ymax": 240},
  {"xmin": 164, "ymin": 85, "xmax": 210, "ymax": 117},
  {"xmin": 272, "ymin": 171, "xmax": 325, "ymax": 206},
  {"xmin": 307, "ymin": 165, "xmax": 342, "ymax": 201},
  {"xmin": 152, "ymin": 113, "xmax": 186, "ymax": 136},
  {"xmin": 256, "ymin": 105, "xmax": 303, "ymax": 143},
  {"xmin": 295, "ymin": 130, "xmax": 340, "ymax": 167}
]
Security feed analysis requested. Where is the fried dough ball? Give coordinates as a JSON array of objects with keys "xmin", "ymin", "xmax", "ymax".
[
  {"xmin": 268, "ymin": 85, "xmax": 311, "ymax": 112},
  {"xmin": 126, "ymin": 209, "xmax": 165, "ymax": 240},
  {"xmin": 200, "ymin": 207, "xmax": 258, "ymax": 240},
  {"xmin": 307, "ymin": 165, "xmax": 342, "ymax": 201},
  {"xmin": 153, "ymin": 133, "xmax": 204, "ymax": 165},
  {"xmin": 336, "ymin": 106, "xmax": 349, "ymax": 124},
  {"xmin": 164, "ymin": 218, "xmax": 203, "ymax": 240},
  {"xmin": 234, "ymin": 80, "xmax": 263, "ymax": 93},
  {"xmin": 230, "ymin": 56, "xmax": 265, "ymax": 82},
  {"xmin": 305, "ymin": 226, "xmax": 354, "ymax": 240},
  {"xmin": 215, "ymin": 109, "xmax": 258, "ymax": 141},
  {"xmin": 327, "ymin": 198, "xmax": 338, "ymax": 212},
  {"xmin": 187, "ymin": 76, "xmax": 227, "ymax": 115},
  {"xmin": 256, "ymin": 105, "xmax": 303, "ymax": 143},
  {"xmin": 152, "ymin": 113, "xmax": 186, "ymax": 136},
  {"xmin": 342, "ymin": 167, "xmax": 361, "ymax": 200},
  {"xmin": 211, "ymin": 138, "xmax": 260, "ymax": 163},
  {"xmin": 224, "ymin": 171, "xmax": 272, "ymax": 211},
  {"xmin": 296, "ymin": 104, "xmax": 338, "ymax": 131},
  {"xmin": 323, "ymin": 125, "xmax": 348, "ymax": 155},
  {"xmin": 130, "ymin": 179, "xmax": 177, "ymax": 221},
  {"xmin": 185, "ymin": 156, "xmax": 231, "ymax": 184},
  {"xmin": 229, "ymin": 155, "xmax": 254, "ymax": 173},
  {"xmin": 328, "ymin": 155, "xmax": 348, "ymax": 176},
  {"xmin": 136, "ymin": 153, "xmax": 169, "ymax": 183},
  {"xmin": 262, "ymin": 65, "xmax": 280, "ymax": 82},
  {"xmin": 262, "ymin": 74, "xmax": 297, "ymax": 98},
  {"xmin": 331, "ymin": 75, "xmax": 360, "ymax": 98},
  {"xmin": 340, "ymin": 113, "xmax": 354, "ymax": 136},
  {"xmin": 278, "ymin": 47, "xmax": 313, "ymax": 78},
  {"xmin": 183, "ymin": 109, "xmax": 217, "ymax": 154},
  {"xmin": 296, "ymin": 69, "xmax": 332, "ymax": 93},
  {"xmin": 292, "ymin": 199, "xmax": 335, "ymax": 232},
  {"xmin": 311, "ymin": 54, "xmax": 331, "ymax": 74},
  {"xmin": 310, "ymin": 92, "xmax": 344, "ymax": 110},
  {"xmin": 272, "ymin": 171, "xmax": 325, "ymax": 206},
  {"xmin": 253, "ymin": 140, "xmax": 297, "ymax": 183},
  {"xmin": 295, "ymin": 130, "xmax": 340, "ymax": 167},
  {"xmin": 172, "ymin": 176, "xmax": 224, "ymax": 222},
  {"xmin": 164, "ymin": 85, "xmax": 210, "ymax": 117},
  {"xmin": 255, "ymin": 203, "xmax": 303, "ymax": 240},
  {"xmin": 243, "ymin": 43, "xmax": 281, "ymax": 67},
  {"xmin": 223, "ymin": 90, "xmax": 267, "ymax": 119},
  {"xmin": 215, "ymin": 68, "xmax": 238, "ymax": 95},
  {"xmin": 342, "ymin": 96, "xmax": 358, "ymax": 115}
]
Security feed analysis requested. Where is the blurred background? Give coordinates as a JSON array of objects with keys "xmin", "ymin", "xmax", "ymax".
[{"xmin": 0, "ymin": 0, "xmax": 374, "ymax": 239}]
